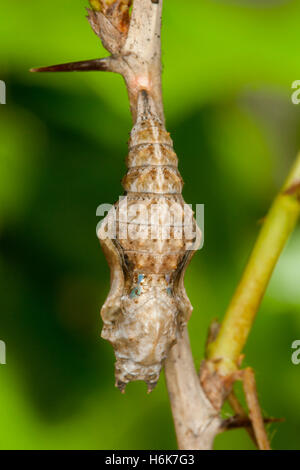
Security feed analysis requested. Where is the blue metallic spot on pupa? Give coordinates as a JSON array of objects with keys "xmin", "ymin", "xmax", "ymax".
[
  {"xmin": 129, "ymin": 273, "xmax": 145, "ymax": 298},
  {"xmin": 166, "ymin": 287, "xmax": 172, "ymax": 296},
  {"xmin": 129, "ymin": 288, "xmax": 137, "ymax": 299}
]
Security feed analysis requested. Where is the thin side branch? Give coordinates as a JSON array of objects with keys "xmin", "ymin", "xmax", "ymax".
[
  {"xmin": 198, "ymin": 153, "xmax": 300, "ymax": 448},
  {"xmin": 242, "ymin": 368, "xmax": 271, "ymax": 450},
  {"xmin": 207, "ymin": 153, "xmax": 300, "ymax": 375},
  {"xmin": 221, "ymin": 414, "xmax": 282, "ymax": 432},
  {"xmin": 227, "ymin": 391, "xmax": 257, "ymax": 445}
]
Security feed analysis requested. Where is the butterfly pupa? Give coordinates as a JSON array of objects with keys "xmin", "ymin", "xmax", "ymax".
[{"xmin": 98, "ymin": 91, "xmax": 201, "ymax": 392}]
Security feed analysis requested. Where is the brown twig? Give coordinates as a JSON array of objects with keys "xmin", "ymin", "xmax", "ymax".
[
  {"xmin": 222, "ymin": 414, "xmax": 282, "ymax": 432},
  {"xmin": 242, "ymin": 368, "xmax": 271, "ymax": 450},
  {"xmin": 227, "ymin": 391, "xmax": 257, "ymax": 445}
]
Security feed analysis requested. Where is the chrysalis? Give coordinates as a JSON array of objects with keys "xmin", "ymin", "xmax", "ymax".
[
  {"xmin": 98, "ymin": 90, "xmax": 201, "ymax": 392},
  {"xmin": 30, "ymin": 2, "xmax": 201, "ymax": 394}
]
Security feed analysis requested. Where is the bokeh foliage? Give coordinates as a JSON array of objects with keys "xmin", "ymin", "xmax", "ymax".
[{"xmin": 0, "ymin": 0, "xmax": 300, "ymax": 449}]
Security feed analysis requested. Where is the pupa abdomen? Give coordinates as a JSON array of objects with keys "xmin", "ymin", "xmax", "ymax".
[{"xmin": 98, "ymin": 91, "xmax": 200, "ymax": 392}]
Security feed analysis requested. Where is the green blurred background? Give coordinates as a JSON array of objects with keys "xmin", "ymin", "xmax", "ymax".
[{"xmin": 0, "ymin": 0, "xmax": 300, "ymax": 450}]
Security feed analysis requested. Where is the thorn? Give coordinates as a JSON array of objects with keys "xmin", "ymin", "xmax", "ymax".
[{"xmin": 30, "ymin": 58, "xmax": 110, "ymax": 73}]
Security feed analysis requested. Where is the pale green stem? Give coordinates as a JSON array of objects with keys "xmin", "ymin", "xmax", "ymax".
[{"xmin": 207, "ymin": 153, "xmax": 300, "ymax": 375}]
